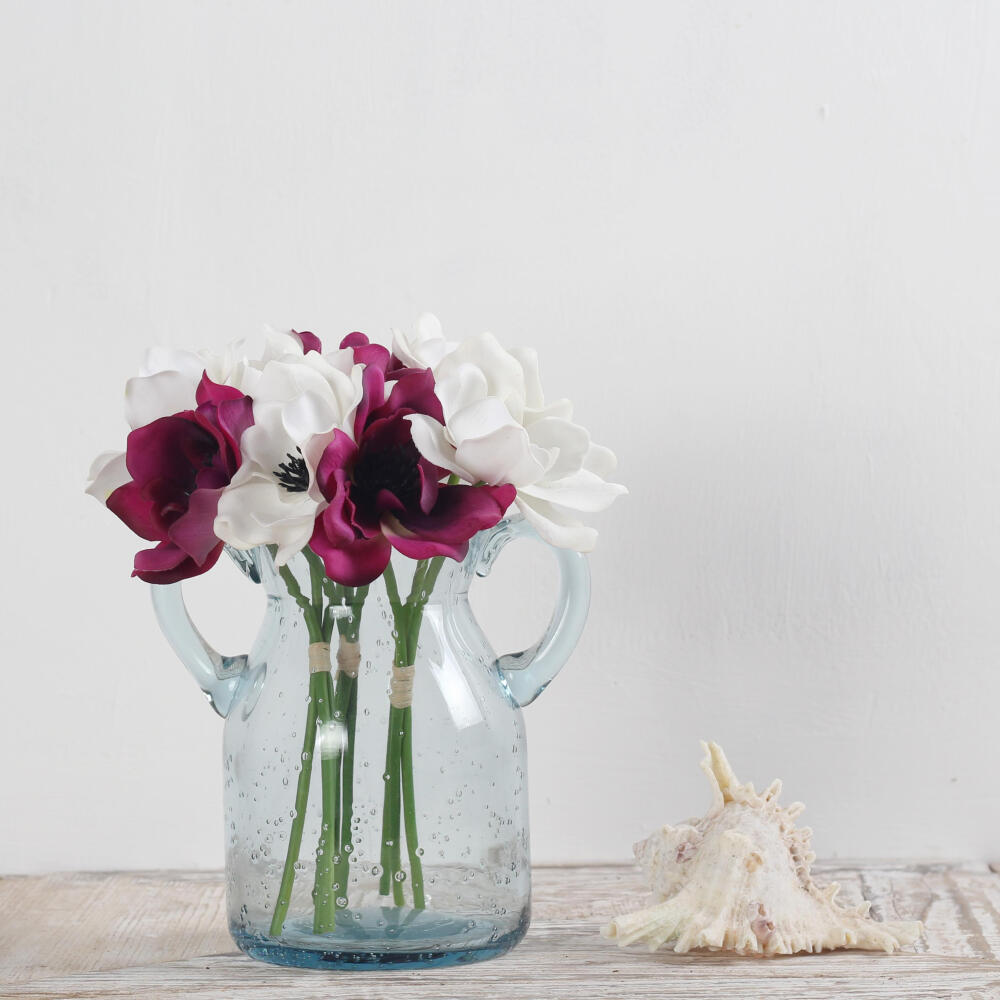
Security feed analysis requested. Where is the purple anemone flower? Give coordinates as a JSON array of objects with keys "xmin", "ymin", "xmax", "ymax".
[
  {"xmin": 308, "ymin": 334, "xmax": 515, "ymax": 586},
  {"xmin": 106, "ymin": 375, "xmax": 254, "ymax": 584}
]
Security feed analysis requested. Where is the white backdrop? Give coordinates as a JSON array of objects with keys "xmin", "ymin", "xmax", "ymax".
[{"xmin": 2, "ymin": 1, "xmax": 999, "ymax": 874}]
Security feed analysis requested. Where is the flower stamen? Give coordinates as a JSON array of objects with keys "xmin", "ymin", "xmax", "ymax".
[{"xmin": 275, "ymin": 448, "xmax": 309, "ymax": 493}]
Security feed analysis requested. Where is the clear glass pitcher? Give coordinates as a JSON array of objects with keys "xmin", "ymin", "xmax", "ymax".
[{"xmin": 151, "ymin": 516, "xmax": 589, "ymax": 970}]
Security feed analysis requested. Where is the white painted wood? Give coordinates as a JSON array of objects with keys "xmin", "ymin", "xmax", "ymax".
[
  {"xmin": 6, "ymin": 2, "xmax": 1000, "ymax": 877},
  {"xmin": 2, "ymin": 863, "xmax": 997, "ymax": 999}
]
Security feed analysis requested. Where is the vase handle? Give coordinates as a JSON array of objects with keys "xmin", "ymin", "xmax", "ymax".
[
  {"xmin": 474, "ymin": 517, "xmax": 591, "ymax": 707},
  {"xmin": 149, "ymin": 551, "xmax": 258, "ymax": 717}
]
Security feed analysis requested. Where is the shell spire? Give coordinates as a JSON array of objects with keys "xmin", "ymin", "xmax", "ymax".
[{"xmin": 603, "ymin": 742, "xmax": 924, "ymax": 956}]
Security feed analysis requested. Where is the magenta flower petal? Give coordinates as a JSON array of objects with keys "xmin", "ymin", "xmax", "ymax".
[
  {"xmin": 316, "ymin": 430, "xmax": 358, "ymax": 498},
  {"xmin": 195, "ymin": 466, "xmax": 230, "ymax": 490},
  {"xmin": 124, "ymin": 416, "xmax": 215, "ymax": 487},
  {"xmin": 109, "ymin": 382, "xmax": 252, "ymax": 584},
  {"xmin": 133, "ymin": 539, "xmax": 223, "ymax": 584},
  {"xmin": 372, "ymin": 368, "xmax": 444, "ymax": 425},
  {"xmin": 380, "ymin": 519, "xmax": 469, "ymax": 561},
  {"xmin": 373, "ymin": 487, "xmax": 407, "ymax": 516},
  {"xmin": 106, "ymin": 481, "xmax": 160, "ymax": 541},
  {"xmin": 315, "ymin": 476, "xmax": 361, "ymax": 548},
  {"xmin": 167, "ymin": 487, "xmax": 224, "ymax": 565},
  {"xmin": 214, "ymin": 396, "xmax": 254, "ymax": 468},
  {"xmin": 142, "ymin": 476, "xmax": 192, "ymax": 535},
  {"xmin": 342, "ymin": 333, "xmax": 391, "ymax": 436},
  {"xmin": 383, "ymin": 483, "xmax": 515, "ymax": 560},
  {"xmin": 309, "ymin": 528, "xmax": 392, "ymax": 587},
  {"xmin": 195, "ymin": 373, "xmax": 246, "ymax": 407},
  {"xmin": 341, "ymin": 331, "xmax": 391, "ymax": 370},
  {"xmin": 293, "ymin": 330, "xmax": 323, "ymax": 354},
  {"xmin": 416, "ymin": 459, "xmax": 440, "ymax": 514},
  {"xmin": 354, "ymin": 359, "xmax": 387, "ymax": 438},
  {"xmin": 133, "ymin": 541, "xmax": 188, "ymax": 578},
  {"xmin": 359, "ymin": 411, "xmax": 413, "ymax": 453}
]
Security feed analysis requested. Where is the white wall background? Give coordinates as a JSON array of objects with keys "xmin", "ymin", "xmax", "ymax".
[{"xmin": 2, "ymin": 1, "xmax": 999, "ymax": 874}]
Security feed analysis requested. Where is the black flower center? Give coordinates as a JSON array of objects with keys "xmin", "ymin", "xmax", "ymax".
[
  {"xmin": 274, "ymin": 448, "xmax": 309, "ymax": 493},
  {"xmin": 352, "ymin": 441, "xmax": 421, "ymax": 510}
]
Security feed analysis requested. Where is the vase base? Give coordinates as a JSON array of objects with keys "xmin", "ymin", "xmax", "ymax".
[{"xmin": 231, "ymin": 905, "xmax": 529, "ymax": 970}]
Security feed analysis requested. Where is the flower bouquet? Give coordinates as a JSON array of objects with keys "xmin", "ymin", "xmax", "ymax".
[{"xmin": 87, "ymin": 316, "xmax": 625, "ymax": 968}]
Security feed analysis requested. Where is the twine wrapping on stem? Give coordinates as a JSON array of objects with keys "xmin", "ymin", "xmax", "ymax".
[
  {"xmin": 336, "ymin": 638, "xmax": 362, "ymax": 678},
  {"xmin": 389, "ymin": 665, "xmax": 416, "ymax": 708},
  {"xmin": 308, "ymin": 641, "xmax": 332, "ymax": 673}
]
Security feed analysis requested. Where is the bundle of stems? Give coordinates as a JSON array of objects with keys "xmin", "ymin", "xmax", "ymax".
[
  {"xmin": 268, "ymin": 547, "xmax": 368, "ymax": 936},
  {"xmin": 377, "ymin": 556, "xmax": 446, "ymax": 907},
  {"xmin": 268, "ymin": 549, "xmax": 444, "ymax": 935}
]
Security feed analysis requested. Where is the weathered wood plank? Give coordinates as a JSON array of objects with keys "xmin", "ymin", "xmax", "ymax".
[
  {"xmin": 2, "ymin": 863, "xmax": 997, "ymax": 999},
  {"xmin": 0, "ymin": 871, "xmax": 231, "ymax": 987},
  {"xmin": 5, "ymin": 936, "xmax": 999, "ymax": 1000}
]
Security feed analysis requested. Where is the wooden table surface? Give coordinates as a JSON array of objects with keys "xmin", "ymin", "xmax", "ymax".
[{"xmin": 1, "ymin": 862, "xmax": 998, "ymax": 999}]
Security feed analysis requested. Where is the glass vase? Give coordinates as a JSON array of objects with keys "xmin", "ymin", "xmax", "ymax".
[{"xmin": 150, "ymin": 517, "xmax": 589, "ymax": 969}]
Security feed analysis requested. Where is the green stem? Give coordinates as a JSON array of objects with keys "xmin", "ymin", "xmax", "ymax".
[
  {"xmin": 321, "ymin": 579, "xmax": 344, "ymax": 643},
  {"xmin": 303, "ymin": 546, "xmax": 325, "ymax": 613},
  {"xmin": 382, "ymin": 561, "xmax": 403, "ymax": 614},
  {"xmin": 378, "ymin": 594, "xmax": 410, "ymax": 899},
  {"xmin": 277, "ymin": 564, "xmax": 323, "ymax": 642},
  {"xmin": 400, "ymin": 704, "xmax": 425, "ymax": 908},
  {"xmin": 378, "ymin": 703, "xmax": 402, "ymax": 896},
  {"xmin": 325, "ymin": 583, "xmax": 368, "ymax": 908},
  {"xmin": 345, "ymin": 585, "xmax": 369, "ymax": 642},
  {"xmin": 312, "ymin": 669, "xmax": 351, "ymax": 932},
  {"xmin": 389, "ymin": 712, "xmax": 405, "ymax": 906},
  {"xmin": 395, "ymin": 556, "xmax": 444, "ymax": 906},
  {"xmin": 419, "ymin": 556, "xmax": 447, "ymax": 600},
  {"xmin": 269, "ymin": 671, "xmax": 321, "ymax": 936},
  {"xmin": 333, "ymin": 669, "xmax": 358, "ymax": 909},
  {"xmin": 270, "ymin": 551, "xmax": 375, "ymax": 933},
  {"xmin": 376, "ymin": 556, "xmax": 447, "ymax": 907}
]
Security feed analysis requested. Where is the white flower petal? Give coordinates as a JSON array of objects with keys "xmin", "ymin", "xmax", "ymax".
[
  {"xmin": 406, "ymin": 414, "xmax": 469, "ymax": 480},
  {"xmin": 125, "ymin": 370, "xmax": 198, "ymax": 428},
  {"xmin": 138, "ymin": 346, "xmax": 206, "ymax": 380},
  {"xmin": 281, "ymin": 390, "xmax": 339, "ymax": 444},
  {"xmin": 583, "ymin": 442, "xmax": 619, "ymax": 478},
  {"xmin": 527, "ymin": 398, "xmax": 574, "ymax": 422},
  {"xmin": 317, "ymin": 346, "xmax": 359, "ymax": 378},
  {"xmin": 262, "ymin": 327, "xmax": 308, "ymax": 361},
  {"xmin": 508, "ymin": 346, "xmax": 545, "ymax": 410},
  {"xmin": 434, "ymin": 363, "xmax": 491, "ymax": 425},
  {"xmin": 301, "ymin": 429, "xmax": 338, "ymax": 488},
  {"xmin": 519, "ymin": 469, "xmax": 628, "ymax": 513},
  {"xmin": 215, "ymin": 478, "xmax": 318, "ymax": 554},
  {"xmin": 515, "ymin": 495, "xmax": 598, "ymax": 552},
  {"xmin": 454, "ymin": 423, "xmax": 546, "ymax": 486},
  {"xmin": 436, "ymin": 333, "xmax": 527, "ymax": 417},
  {"xmin": 416, "ymin": 312, "xmax": 443, "ymax": 338},
  {"xmin": 525, "ymin": 416, "xmax": 591, "ymax": 481},
  {"xmin": 85, "ymin": 450, "xmax": 129, "ymax": 501},
  {"xmin": 271, "ymin": 521, "xmax": 318, "ymax": 566},
  {"xmin": 446, "ymin": 396, "xmax": 519, "ymax": 442},
  {"xmin": 392, "ymin": 312, "xmax": 456, "ymax": 369},
  {"xmin": 252, "ymin": 359, "xmax": 330, "ymax": 404},
  {"xmin": 242, "ymin": 404, "xmax": 300, "ymax": 475}
]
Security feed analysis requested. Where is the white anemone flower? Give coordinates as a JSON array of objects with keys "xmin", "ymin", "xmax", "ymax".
[
  {"xmin": 397, "ymin": 320, "xmax": 627, "ymax": 552},
  {"xmin": 390, "ymin": 313, "xmax": 457, "ymax": 370},
  {"xmin": 213, "ymin": 347, "xmax": 364, "ymax": 565},
  {"xmin": 122, "ymin": 328, "xmax": 319, "ymax": 429},
  {"xmin": 85, "ymin": 450, "xmax": 130, "ymax": 502}
]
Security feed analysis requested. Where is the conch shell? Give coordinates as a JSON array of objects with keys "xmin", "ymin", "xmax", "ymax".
[{"xmin": 602, "ymin": 742, "xmax": 924, "ymax": 956}]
